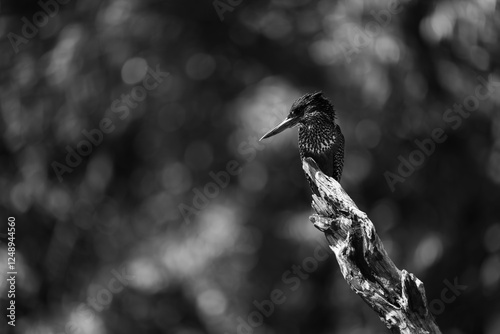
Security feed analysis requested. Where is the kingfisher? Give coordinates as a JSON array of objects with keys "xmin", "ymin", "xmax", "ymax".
[{"xmin": 260, "ymin": 92, "xmax": 345, "ymax": 194}]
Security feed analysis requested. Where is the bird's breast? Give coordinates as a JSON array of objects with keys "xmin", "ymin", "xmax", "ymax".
[
  {"xmin": 298, "ymin": 126, "xmax": 337, "ymax": 155},
  {"xmin": 298, "ymin": 125, "xmax": 339, "ymax": 179}
]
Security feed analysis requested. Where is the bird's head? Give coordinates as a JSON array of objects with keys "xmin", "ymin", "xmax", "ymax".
[{"xmin": 260, "ymin": 92, "xmax": 335, "ymax": 141}]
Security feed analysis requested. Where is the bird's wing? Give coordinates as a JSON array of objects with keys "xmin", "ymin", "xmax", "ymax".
[{"xmin": 333, "ymin": 124, "xmax": 345, "ymax": 181}]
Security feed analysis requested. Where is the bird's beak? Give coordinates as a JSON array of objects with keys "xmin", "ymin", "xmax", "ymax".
[{"xmin": 259, "ymin": 116, "xmax": 300, "ymax": 141}]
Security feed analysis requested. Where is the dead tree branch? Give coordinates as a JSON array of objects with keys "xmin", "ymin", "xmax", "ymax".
[{"xmin": 302, "ymin": 158, "xmax": 441, "ymax": 334}]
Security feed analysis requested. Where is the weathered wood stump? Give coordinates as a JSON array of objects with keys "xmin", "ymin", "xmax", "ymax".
[{"xmin": 303, "ymin": 158, "xmax": 441, "ymax": 334}]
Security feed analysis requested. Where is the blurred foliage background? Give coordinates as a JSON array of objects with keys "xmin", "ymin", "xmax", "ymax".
[{"xmin": 0, "ymin": 0, "xmax": 500, "ymax": 333}]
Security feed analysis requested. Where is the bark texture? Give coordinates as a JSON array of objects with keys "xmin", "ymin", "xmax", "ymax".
[{"xmin": 303, "ymin": 158, "xmax": 441, "ymax": 334}]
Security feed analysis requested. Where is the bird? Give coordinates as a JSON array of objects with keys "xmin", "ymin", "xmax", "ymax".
[{"xmin": 259, "ymin": 92, "xmax": 344, "ymax": 195}]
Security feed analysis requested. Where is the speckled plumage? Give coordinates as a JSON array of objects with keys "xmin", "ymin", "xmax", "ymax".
[
  {"xmin": 260, "ymin": 92, "xmax": 345, "ymax": 195},
  {"xmin": 299, "ymin": 122, "xmax": 344, "ymax": 182}
]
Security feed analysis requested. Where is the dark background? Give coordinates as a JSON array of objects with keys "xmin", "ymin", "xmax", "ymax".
[{"xmin": 0, "ymin": 0, "xmax": 500, "ymax": 333}]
